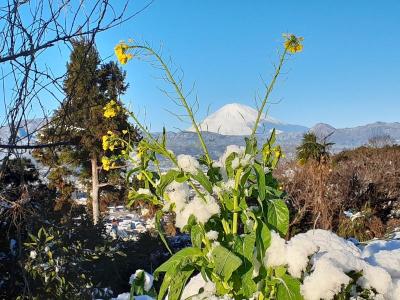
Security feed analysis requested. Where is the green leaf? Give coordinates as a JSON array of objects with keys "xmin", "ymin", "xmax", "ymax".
[
  {"xmin": 156, "ymin": 169, "xmax": 180, "ymax": 195},
  {"xmin": 243, "ymin": 232, "xmax": 256, "ymax": 261},
  {"xmin": 275, "ymin": 265, "xmax": 287, "ymax": 278},
  {"xmin": 254, "ymin": 163, "xmax": 266, "ymax": 201},
  {"xmin": 28, "ymin": 233, "xmax": 38, "ymax": 242},
  {"xmin": 38, "ymin": 227, "xmax": 45, "ymax": 239},
  {"xmin": 225, "ymin": 153, "xmax": 236, "ymax": 179},
  {"xmin": 45, "ymin": 236, "xmax": 54, "ymax": 242},
  {"xmin": 256, "ymin": 221, "xmax": 271, "ymax": 256},
  {"xmin": 245, "ymin": 136, "xmax": 257, "ymax": 155},
  {"xmin": 233, "ymin": 233, "xmax": 258, "ymax": 298},
  {"xmin": 162, "ymin": 127, "xmax": 167, "ymax": 147},
  {"xmin": 168, "ymin": 268, "xmax": 195, "ymax": 300},
  {"xmin": 190, "ymin": 225, "xmax": 204, "ymax": 248},
  {"xmin": 240, "ymin": 169, "xmax": 251, "ymax": 187},
  {"xmin": 126, "ymin": 167, "xmax": 141, "ymax": 182},
  {"xmin": 154, "ymin": 247, "xmax": 203, "ymax": 276},
  {"xmin": 211, "ymin": 245, "xmax": 242, "ymax": 281},
  {"xmin": 276, "ymin": 274, "xmax": 303, "ymax": 300},
  {"xmin": 222, "ymin": 192, "xmax": 234, "ymax": 211},
  {"xmin": 241, "ymin": 269, "xmax": 257, "ymax": 298},
  {"xmin": 175, "ymin": 172, "xmax": 189, "ymax": 183},
  {"xmin": 267, "ymin": 199, "xmax": 289, "ymax": 236},
  {"xmin": 191, "ymin": 171, "xmax": 213, "ymax": 194},
  {"xmin": 158, "ymin": 271, "xmax": 173, "ymax": 300},
  {"xmin": 268, "ymin": 128, "xmax": 277, "ymax": 147}
]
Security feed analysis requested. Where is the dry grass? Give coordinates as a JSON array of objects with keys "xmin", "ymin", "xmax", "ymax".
[{"xmin": 276, "ymin": 145, "xmax": 400, "ymax": 239}]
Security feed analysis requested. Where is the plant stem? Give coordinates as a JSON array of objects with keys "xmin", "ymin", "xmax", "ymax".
[
  {"xmin": 232, "ymin": 168, "xmax": 243, "ymax": 234},
  {"xmin": 250, "ymin": 49, "xmax": 288, "ymax": 137},
  {"xmin": 132, "ymin": 45, "xmax": 212, "ymax": 166}
]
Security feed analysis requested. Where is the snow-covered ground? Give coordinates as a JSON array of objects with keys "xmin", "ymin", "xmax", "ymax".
[
  {"xmin": 112, "ymin": 229, "xmax": 400, "ymax": 300},
  {"xmin": 104, "ymin": 206, "xmax": 155, "ymax": 240}
]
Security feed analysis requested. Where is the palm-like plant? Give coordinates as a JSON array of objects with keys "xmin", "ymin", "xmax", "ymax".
[{"xmin": 296, "ymin": 132, "xmax": 334, "ymax": 164}]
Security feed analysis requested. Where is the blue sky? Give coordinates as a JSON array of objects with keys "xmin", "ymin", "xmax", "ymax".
[{"xmin": 28, "ymin": 1, "xmax": 400, "ymax": 131}]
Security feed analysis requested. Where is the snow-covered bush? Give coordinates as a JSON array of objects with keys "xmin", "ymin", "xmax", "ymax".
[{"xmin": 100, "ymin": 34, "xmax": 399, "ymax": 299}]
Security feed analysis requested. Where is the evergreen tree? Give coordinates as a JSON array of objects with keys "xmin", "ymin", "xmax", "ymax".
[
  {"xmin": 34, "ymin": 39, "xmax": 140, "ymax": 224},
  {"xmin": 296, "ymin": 132, "xmax": 334, "ymax": 164}
]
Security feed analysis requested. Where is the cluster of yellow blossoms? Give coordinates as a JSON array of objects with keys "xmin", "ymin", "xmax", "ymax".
[
  {"xmin": 103, "ymin": 100, "xmax": 121, "ymax": 118},
  {"xmin": 283, "ymin": 33, "xmax": 304, "ymax": 53},
  {"xmin": 101, "ymin": 100, "xmax": 129, "ymax": 170},
  {"xmin": 102, "ymin": 131, "xmax": 119, "ymax": 151},
  {"xmin": 114, "ymin": 42, "xmax": 133, "ymax": 65},
  {"xmin": 262, "ymin": 145, "xmax": 285, "ymax": 161},
  {"xmin": 101, "ymin": 156, "xmax": 112, "ymax": 171}
]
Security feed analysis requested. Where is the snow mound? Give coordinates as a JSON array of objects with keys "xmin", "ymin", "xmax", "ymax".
[
  {"xmin": 265, "ymin": 229, "xmax": 400, "ymax": 300},
  {"xmin": 112, "ymin": 230, "xmax": 400, "ymax": 300},
  {"xmin": 180, "ymin": 273, "xmax": 217, "ymax": 300}
]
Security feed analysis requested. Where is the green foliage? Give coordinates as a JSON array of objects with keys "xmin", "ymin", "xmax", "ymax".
[{"xmin": 23, "ymin": 227, "xmax": 92, "ymax": 298}]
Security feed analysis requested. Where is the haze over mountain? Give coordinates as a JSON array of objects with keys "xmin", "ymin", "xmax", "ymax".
[{"xmin": 187, "ymin": 103, "xmax": 308, "ymax": 135}]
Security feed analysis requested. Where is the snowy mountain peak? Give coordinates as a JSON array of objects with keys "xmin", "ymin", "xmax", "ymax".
[
  {"xmin": 310, "ymin": 123, "xmax": 336, "ymax": 138},
  {"xmin": 187, "ymin": 103, "xmax": 307, "ymax": 136}
]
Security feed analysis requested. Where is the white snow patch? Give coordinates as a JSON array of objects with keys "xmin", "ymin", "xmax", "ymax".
[
  {"xmin": 175, "ymin": 194, "xmax": 220, "ymax": 229},
  {"xmin": 264, "ymin": 229, "xmax": 400, "ymax": 300},
  {"xmin": 112, "ymin": 293, "xmax": 153, "ymax": 300},
  {"xmin": 180, "ymin": 273, "xmax": 216, "ymax": 300},
  {"xmin": 129, "ymin": 270, "xmax": 154, "ymax": 292},
  {"xmin": 177, "ymin": 154, "xmax": 200, "ymax": 175}
]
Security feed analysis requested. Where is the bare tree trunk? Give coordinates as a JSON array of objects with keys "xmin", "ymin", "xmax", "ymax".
[{"xmin": 91, "ymin": 157, "xmax": 100, "ymax": 225}]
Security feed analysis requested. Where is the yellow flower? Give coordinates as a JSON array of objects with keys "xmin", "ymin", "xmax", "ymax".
[
  {"xmin": 122, "ymin": 130, "xmax": 128, "ymax": 135},
  {"xmin": 273, "ymin": 146, "xmax": 282, "ymax": 157},
  {"xmin": 102, "ymin": 135, "xmax": 109, "ymax": 151},
  {"xmin": 114, "ymin": 42, "xmax": 133, "ymax": 65},
  {"xmin": 102, "ymin": 156, "xmax": 111, "ymax": 171},
  {"xmin": 103, "ymin": 100, "xmax": 120, "ymax": 118},
  {"xmin": 283, "ymin": 34, "xmax": 304, "ymax": 53}
]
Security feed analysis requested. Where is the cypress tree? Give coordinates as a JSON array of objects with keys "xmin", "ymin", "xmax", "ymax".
[{"xmin": 34, "ymin": 39, "xmax": 140, "ymax": 224}]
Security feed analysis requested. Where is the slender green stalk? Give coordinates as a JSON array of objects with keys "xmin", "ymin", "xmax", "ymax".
[
  {"xmin": 131, "ymin": 45, "xmax": 212, "ymax": 166},
  {"xmin": 250, "ymin": 49, "xmax": 288, "ymax": 137},
  {"xmin": 232, "ymin": 168, "xmax": 243, "ymax": 234},
  {"xmin": 141, "ymin": 170, "xmax": 156, "ymax": 187}
]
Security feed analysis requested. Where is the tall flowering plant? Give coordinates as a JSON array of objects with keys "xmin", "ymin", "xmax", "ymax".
[{"xmin": 103, "ymin": 34, "xmax": 304, "ymax": 300}]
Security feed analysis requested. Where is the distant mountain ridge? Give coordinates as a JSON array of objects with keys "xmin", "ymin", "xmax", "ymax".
[
  {"xmin": 310, "ymin": 121, "xmax": 400, "ymax": 149},
  {"xmin": 2, "ymin": 106, "xmax": 400, "ymax": 163}
]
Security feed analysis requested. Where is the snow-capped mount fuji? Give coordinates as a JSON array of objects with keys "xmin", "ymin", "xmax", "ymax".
[{"xmin": 187, "ymin": 103, "xmax": 308, "ymax": 135}]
